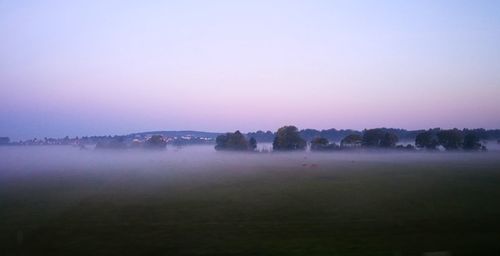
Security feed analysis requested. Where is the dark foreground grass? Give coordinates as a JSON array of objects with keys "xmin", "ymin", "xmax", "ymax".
[{"xmin": 1, "ymin": 149, "xmax": 500, "ymax": 255}]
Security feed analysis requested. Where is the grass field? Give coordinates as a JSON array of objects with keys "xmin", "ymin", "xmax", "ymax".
[{"xmin": 1, "ymin": 146, "xmax": 500, "ymax": 255}]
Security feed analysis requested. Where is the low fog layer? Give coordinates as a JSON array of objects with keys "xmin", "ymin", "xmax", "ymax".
[
  {"xmin": 2, "ymin": 145, "xmax": 500, "ymax": 255},
  {"xmin": 1, "ymin": 145, "xmax": 500, "ymax": 181}
]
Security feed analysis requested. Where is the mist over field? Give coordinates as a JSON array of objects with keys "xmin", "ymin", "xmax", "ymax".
[
  {"xmin": 2, "ymin": 145, "xmax": 500, "ymax": 255},
  {"xmin": 2, "ymin": 144, "xmax": 500, "ymax": 179},
  {"xmin": 2, "ymin": 0, "xmax": 500, "ymax": 255}
]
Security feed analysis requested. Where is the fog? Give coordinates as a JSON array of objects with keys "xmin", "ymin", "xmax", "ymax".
[
  {"xmin": 1, "ymin": 144, "xmax": 499, "ymax": 181},
  {"xmin": 2, "ymin": 144, "xmax": 499, "ymax": 216},
  {"xmin": 2, "ymin": 144, "xmax": 500, "ymax": 255}
]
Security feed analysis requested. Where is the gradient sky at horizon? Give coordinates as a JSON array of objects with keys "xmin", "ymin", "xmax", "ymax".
[{"xmin": 1, "ymin": 0, "xmax": 500, "ymax": 140}]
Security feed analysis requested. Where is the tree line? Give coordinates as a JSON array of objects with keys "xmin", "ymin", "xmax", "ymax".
[
  {"xmin": 2, "ymin": 126, "xmax": 493, "ymax": 151},
  {"xmin": 216, "ymin": 126, "xmax": 488, "ymax": 152},
  {"xmin": 247, "ymin": 128, "xmax": 500, "ymax": 143}
]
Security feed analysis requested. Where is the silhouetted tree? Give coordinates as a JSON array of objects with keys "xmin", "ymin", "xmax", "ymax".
[
  {"xmin": 463, "ymin": 128, "xmax": 488, "ymax": 141},
  {"xmin": 380, "ymin": 132, "xmax": 399, "ymax": 148},
  {"xmin": 215, "ymin": 134, "xmax": 228, "ymax": 149},
  {"xmin": 415, "ymin": 130, "xmax": 438, "ymax": 150},
  {"xmin": 273, "ymin": 126, "xmax": 306, "ymax": 151},
  {"xmin": 215, "ymin": 131, "xmax": 251, "ymax": 151},
  {"xmin": 245, "ymin": 130, "xmax": 275, "ymax": 142},
  {"xmin": 145, "ymin": 135, "xmax": 167, "ymax": 149},
  {"xmin": 361, "ymin": 129, "xmax": 398, "ymax": 148},
  {"xmin": 249, "ymin": 137, "xmax": 257, "ymax": 150},
  {"xmin": 310, "ymin": 137, "xmax": 339, "ymax": 151},
  {"xmin": 310, "ymin": 137, "xmax": 328, "ymax": 151},
  {"xmin": 362, "ymin": 129, "xmax": 385, "ymax": 147},
  {"xmin": 437, "ymin": 129, "xmax": 463, "ymax": 150},
  {"xmin": 463, "ymin": 133, "xmax": 482, "ymax": 151},
  {"xmin": 340, "ymin": 134, "xmax": 362, "ymax": 148},
  {"xmin": 300, "ymin": 129, "xmax": 321, "ymax": 142}
]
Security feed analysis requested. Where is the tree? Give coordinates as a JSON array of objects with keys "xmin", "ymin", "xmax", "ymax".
[
  {"xmin": 340, "ymin": 134, "xmax": 362, "ymax": 148},
  {"xmin": 300, "ymin": 129, "xmax": 321, "ymax": 142},
  {"xmin": 362, "ymin": 129, "xmax": 398, "ymax": 148},
  {"xmin": 362, "ymin": 129, "xmax": 385, "ymax": 147},
  {"xmin": 463, "ymin": 133, "xmax": 482, "ymax": 151},
  {"xmin": 145, "ymin": 135, "xmax": 167, "ymax": 149},
  {"xmin": 246, "ymin": 130, "xmax": 274, "ymax": 142},
  {"xmin": 215, "ymin": 134, "xmax": 228, "ymax": 150},
  {"xmin": 437, "ymin": 129, "xmax": 463, "ymax": 150},
  {"xmin": 310, "ymin": 137, "xmax": 339, "ymax": 151},
  {"xmin": 415, "ymin": 130, "xmax": 438, "ymax": 150},
  {"xmin": 272, "ymin": 126, "xmax": 306, "ymax": 151},
  {"xmin": 361, "ymin": 128, "xmax": 399, "ymax": 148},
  {"xmin": 249, "ymin": 137, "xmax": 257, "ymax": 150},
  {"xmin": 463, "ymin": 128, "xmax": 488, "ymax": 141},
  {"xmin": 310, "ymin": 137, "xmax": 329, "ymax": 151},
  {"xmin": 215, "ymin": 131, "xmax": 251, "ymax": 151},
  {"xmin": 380, "ymin": 132, "xmax": 399, "ymax": 148}
]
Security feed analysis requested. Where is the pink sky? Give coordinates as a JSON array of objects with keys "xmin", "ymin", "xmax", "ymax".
[{"xmin": 1, "ymin": 1, "xmax": 500, "ymax": 139}]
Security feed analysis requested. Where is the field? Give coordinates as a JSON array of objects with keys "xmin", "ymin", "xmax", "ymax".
[{"xmin": 1, "ymin": 146, "xmax": 500, "ymax": 256}]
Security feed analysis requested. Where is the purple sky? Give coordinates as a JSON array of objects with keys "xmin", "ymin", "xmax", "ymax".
[{"xmin": 1, "ymin": 0, "xmax": 500, "ymax": 140}]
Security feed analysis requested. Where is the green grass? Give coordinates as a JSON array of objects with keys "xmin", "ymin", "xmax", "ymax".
[{"xmin": 1, "ymin": 151, "xmax": 500, "ymax": 255}]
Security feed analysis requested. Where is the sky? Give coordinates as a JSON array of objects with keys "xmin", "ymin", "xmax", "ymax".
[{"xmin": 1, "ymin": 0, "xmax": 500, "ymax": 140}]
